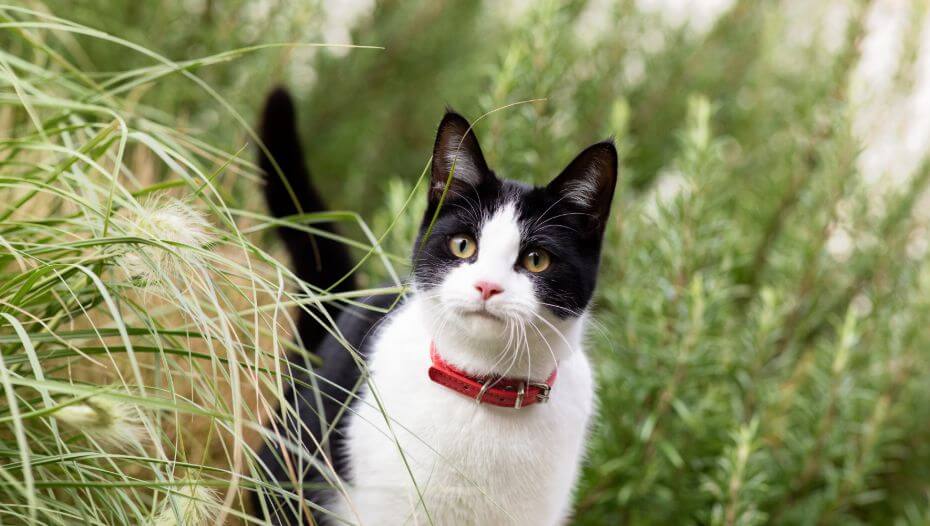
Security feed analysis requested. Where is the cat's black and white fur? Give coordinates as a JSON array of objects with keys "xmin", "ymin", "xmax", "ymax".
[{"xmin": 253, "ymin": 88, "xmax": 617, "ymax": 525}]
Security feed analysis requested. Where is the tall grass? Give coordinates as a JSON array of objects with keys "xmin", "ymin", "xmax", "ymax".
[{"xmin": 0, "ymin": 5, "xmax": 399, "ymax": 524}]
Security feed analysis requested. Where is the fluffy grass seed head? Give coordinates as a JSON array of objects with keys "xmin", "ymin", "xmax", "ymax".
[
  {"xmin": 115, "ymin": 197, "xmax": 213, "ymax": 283},
  {"xmin": 151, "ymin": 481, "xmax": 221, "ymax": 526},
  {"xmin": 53, "ymin": 397, "xmax": 147, "ymax": 449}
]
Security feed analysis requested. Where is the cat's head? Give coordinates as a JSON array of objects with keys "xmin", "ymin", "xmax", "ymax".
[{"xmin": 412, "ymin": 111, "xmax": 617, "ymax": 373}]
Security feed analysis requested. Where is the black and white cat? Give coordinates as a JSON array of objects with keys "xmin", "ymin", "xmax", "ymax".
[{"xmin": 253, "ymin": 88, "xmax": 617, "ymax": 525}]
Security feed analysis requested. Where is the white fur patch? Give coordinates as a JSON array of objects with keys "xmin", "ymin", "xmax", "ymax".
[{"xmin": 330, "ymin": 296, "xmax": 593, "ymax": 525}]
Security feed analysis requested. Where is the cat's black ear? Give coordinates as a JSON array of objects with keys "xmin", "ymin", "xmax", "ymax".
[
  {"xmin": 430, "ymin": 111, "xmax": 493, "ymax": 202},
  {"xmin": 547, "ymin": 141, "xmax": 618, "ymax": 232}
]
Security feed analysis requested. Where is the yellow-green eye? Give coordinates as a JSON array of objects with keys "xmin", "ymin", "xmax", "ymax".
[
  {"xmin": 522, "ymin": 249, "xmax": 551, "ymax": 273},
  {"xmin": 449, "ymin": 234, "xmax": 477, "ymax": 259}
]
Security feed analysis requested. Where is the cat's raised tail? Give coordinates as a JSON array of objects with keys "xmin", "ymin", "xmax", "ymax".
[{"xmin": 258, "ymin": 86, "xmax": 356, "ymax": 351}]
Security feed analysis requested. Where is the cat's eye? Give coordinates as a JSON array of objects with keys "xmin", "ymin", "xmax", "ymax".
[
  {"xmin": 449, "ymin": 234, "xmax": 477, "ymax": 259},
  {"xmin": 522, "ymin": 249, "xmax": 551, "ymax": 273}
]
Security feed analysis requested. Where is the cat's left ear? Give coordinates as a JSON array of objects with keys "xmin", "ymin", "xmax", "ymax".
[{"xmin": 547, "ymin": 141, "xmax": 618, "ymax": 232}]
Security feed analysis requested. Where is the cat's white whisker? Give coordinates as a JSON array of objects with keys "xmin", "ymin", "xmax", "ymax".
[
  {"xmin": 528, "ymin": 311, "xmax": 576, "ymax": 354},
  {"xmin": 490, "ymin": 318, "xmax": 517, "ymax": 374},
  {"xmin": 520, "ymin": 322, "xmax": 532, "ymax": 382},
  {"xmin": 526, "ymin": 318, "xmax": 560, "ymax": 377}
]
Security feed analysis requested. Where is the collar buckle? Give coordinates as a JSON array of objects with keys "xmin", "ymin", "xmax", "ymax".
[{"xmin": 530, "ymin": 382, "xmax": 552, "ymax": 403}]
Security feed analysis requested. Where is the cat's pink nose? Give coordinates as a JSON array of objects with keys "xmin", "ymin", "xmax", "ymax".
[{"xmin": 474, "ymin": 281, "xmax": 503, "ymax": 301}]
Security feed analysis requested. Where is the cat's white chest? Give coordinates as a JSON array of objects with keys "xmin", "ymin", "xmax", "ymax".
[{"xmin": 330, "ymin": 301, "xmax": 594, "ymax": 526}]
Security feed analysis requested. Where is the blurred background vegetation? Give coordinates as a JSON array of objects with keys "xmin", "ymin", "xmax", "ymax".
[{"xmin": 3, "ymin": 0, "xmax": 930, "ymax": 524}]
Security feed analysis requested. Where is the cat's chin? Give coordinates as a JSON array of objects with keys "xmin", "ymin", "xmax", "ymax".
[
  {"xmin": 449, "ymin": 310, "xmax": 510, "ymax": 339},
  {"xmin": 464, "ymin": 309, "xmax": 504, "ymax": 323}
]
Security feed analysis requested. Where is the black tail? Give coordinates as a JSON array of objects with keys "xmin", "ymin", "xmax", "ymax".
[{"xmin": 259, "ymin": 87, "xmax": 356, "ymax": 351}]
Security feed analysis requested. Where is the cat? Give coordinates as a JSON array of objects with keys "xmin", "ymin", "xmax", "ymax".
[{"xmin": 252, "ymin": 87, "xmax": 617, "ymax": 525}]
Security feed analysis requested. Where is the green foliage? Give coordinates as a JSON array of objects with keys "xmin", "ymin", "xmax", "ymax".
[{"xmin": 3, "ymin": 1, "xmax": 930, "ymax": 524}]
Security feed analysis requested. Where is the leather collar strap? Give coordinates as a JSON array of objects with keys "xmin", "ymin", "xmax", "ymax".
[{"xmin": 427, "ymin": 342, "xmax": 557, "ymax": 409}]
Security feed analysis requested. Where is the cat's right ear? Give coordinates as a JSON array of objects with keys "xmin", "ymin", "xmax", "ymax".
[{"xmin": 429, "ymin": 111, "xmax": 493, "ymax": 203}]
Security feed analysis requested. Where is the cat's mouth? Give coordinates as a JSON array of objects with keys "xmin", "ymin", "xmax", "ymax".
[{"xmin": 464, "ymin": 308, "xmax": 504, "ymax": 323}]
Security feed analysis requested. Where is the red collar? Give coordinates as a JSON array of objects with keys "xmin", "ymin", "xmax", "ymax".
[{"xmin": 427, "ymin": 342, "xmax": 557, "ymax": 409}]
